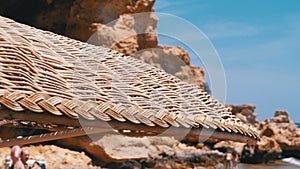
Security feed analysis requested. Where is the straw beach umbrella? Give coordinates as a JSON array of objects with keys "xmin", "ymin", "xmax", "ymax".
[{"xmin": 0, "ymin": 16, "xmax": 259, "ymax": 147}]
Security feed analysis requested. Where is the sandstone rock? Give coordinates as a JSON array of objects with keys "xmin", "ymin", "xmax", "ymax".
[
  {"xmin": 88, "ymin": 14, "xmax": 139, "ymax": 56},
  {"xmin": 0, "ymin": 0, "xmax": 206, "ymax": 90},
  {"xmin": 133, "ymin": 46, "xmax": 190, "ymax": 72},
  {"xmin": 213, "ymin": 141, "xmax": 246, "ymax": 155},
  {"xmin": 0, "ymin": 147, "xmax": 10, "ymax": 168},
  {"xmin": 260, "ymin": 111, "xmax": 300, "ymax": 150},
  {"xmin": 270, "ymin": 110, "xmax": 290, "ymax": 123},
  {"xmin": 55, "ymin": 134, "xmax": 226, "ymax": 168},
  {"xmin": 257, "ymin": 136, "xmax": 282, "ymax": 154},
  {"xmin": 274, "ymin": 110, "xmax": 289, "ymax": 117},
  {"xmin": 196, "ymin": 143, "xmax": 210, "ymax": 151},
  {"xmin": 87, "ymin": 12, "xmax": 158, "ymax": 56},
  {"xmin": 133, "ymin": 46, "xmax": 205, "ymax": 89},
  {"xmin": 184, "ymin": 66, "xmax": 205, "ymax": 89},
  {"xmin": 227, "ymin": 104, "xmax": 258, "ymax": 124},
  {"xmin": 241, "ymin": 110, "xmax": 300, "ymax": 163},
  {"xmin": 55, "ymin": 134, "xmax": 178, "ymax": 163},
  {"xmin": 0, "ymin": 145, "xmax": 100, "ymax": 169},
  {"xmin": 240, "ymin": 136, "xmax": 282, "ymax": 164},
  {"xmin": 0, "ymin": 0, "xmax": 156, "ymax": 42},
  {"xmin": 57, "ymin": 0, "xmax": 158, "ymax": 51}
]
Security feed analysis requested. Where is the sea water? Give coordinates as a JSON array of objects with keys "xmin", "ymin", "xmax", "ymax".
[
  {"xmin": 239, "ymin": 158, "xmax": 300, "ymax": 169},
  {"xmin": 282, "ymin": 157, "xmax": 300, "ymax": 167}
]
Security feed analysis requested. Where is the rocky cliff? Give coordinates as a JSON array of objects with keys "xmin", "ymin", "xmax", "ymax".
[
  {"xmin": 214, "ymin": 109, "xmax": 300, "ymax": 164},
  {"xmin": 258, "ymin": 111, "xmax": 300, "ymax": 158},
  {"xmin": 0, "ymin": 0, "xmax": 299, "ymax": 168},
  {"xmin": 0, "ymin": 0, "xmax": 205, "ymax": 90}
]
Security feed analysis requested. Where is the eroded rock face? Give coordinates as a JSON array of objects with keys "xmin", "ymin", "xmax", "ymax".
[
  {"xmin": 240, "ymin": 110, "xmax": 300, "ymax": 163},
  {"xmin": 259, "ymin": 111, "xmax": 300, "ymax": 158},
  {"xmin": 95, "ymin": 135, "xmax": 177, "ymax": 160},
  {"xmin": 132, "ymin": 46, "xmax": 205, "ymax": 88},
  {"xmin": 0, "ymin": 0, "xmax": 155, "ymax": 41},
  {"xmin": 240, "ymin": 138, "xmax": 282, "ymax": 164},
  {"xmin": 87, "ymin": 12, "xmax": 158, "ymax": 56},
  {"xmin": 212, "ymin": 110, "xmax": 300, "ymax": 164},
  {"xmin": 0, "ymin": 0, "xmax": 205, "ymax": 89},
  {"xmin": 213, "ymin": 141, "xmax": 246, "ymax": 155},
  {"xmin": 56, "ymin": 134, "xmax": 224, "ymax": 167},
  {"xmin": 66, "ymin": 0, "xmax": 156, "ymax": 41},
  {"xmin": 227, "ymin": 104, "xmax": 259, "ymax": 124}
]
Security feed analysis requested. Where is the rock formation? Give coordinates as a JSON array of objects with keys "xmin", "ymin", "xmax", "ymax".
[
  {"xmin": 235, "ymin": 110, "xmax": 300, "ymax": 163},
  {"xmin": 55, "ymin": 134, "xmax": 225, "ymax": 168},
  {"xmin": 0, "ymin": 0, "xmax": 205, "ymax": 89},
  {"xmin": 227, "ymin": 104, "xmax": 259, "ymax": 124},
  {"xmin": 0, "ymin": 1, "xmax": 299, "ymax": 168},
  {"xmin": 208, "ymin": 109, "xmax": 300, "ymax": 164},
  {"xmin": 258, "ymin": 111, "xmax": 300, "ymax": 158}
]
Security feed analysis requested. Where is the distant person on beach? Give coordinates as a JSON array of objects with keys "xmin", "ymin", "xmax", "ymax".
[
  {"xmin": 225, "ymin": 150, "xmax": 232, "ymax": 169},
  {"xmin": 119, "ymin": 160, "xmax": 141, "ymax": 169},
  {"xmin": 10, "ymin": 145, "xmax": 24, "ymax": 169},
  {"xmin": 232, "ymin": 150, "xmax": 239, "ymax": 169}
]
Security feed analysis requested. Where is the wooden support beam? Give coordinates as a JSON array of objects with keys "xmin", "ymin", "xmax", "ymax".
[
  {"xmin": 0, "ymin": 127, "xmax": 111, "ymax": 148},
  {"xmin": 0, "ymin": 108, "xmax": 257, "ymax": 145}
]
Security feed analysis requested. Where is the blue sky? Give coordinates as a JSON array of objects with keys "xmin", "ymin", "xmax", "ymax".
[{"xmin": 154, "ymin": 0, "xmax": 300, "ymax": 122}]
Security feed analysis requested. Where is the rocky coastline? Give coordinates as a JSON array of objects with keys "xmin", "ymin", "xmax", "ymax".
[{"xmin": 0, "ymin": 0, "xmax": 299, "ymax": 168}]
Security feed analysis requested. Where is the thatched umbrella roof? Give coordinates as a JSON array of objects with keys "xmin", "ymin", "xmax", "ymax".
[{"xmin": 0, "ymin": 16, "xmax": 259, "ymax": 147}]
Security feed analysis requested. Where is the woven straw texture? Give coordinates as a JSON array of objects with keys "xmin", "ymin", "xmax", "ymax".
[{"xmin": 0, "ymin": 16, "xmax": 259, "ymax": 141}]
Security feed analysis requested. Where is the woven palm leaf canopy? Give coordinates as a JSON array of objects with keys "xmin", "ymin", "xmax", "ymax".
[{"xmin": 0, "ymin": 16, "xmax": 259, "ymax": 147}]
